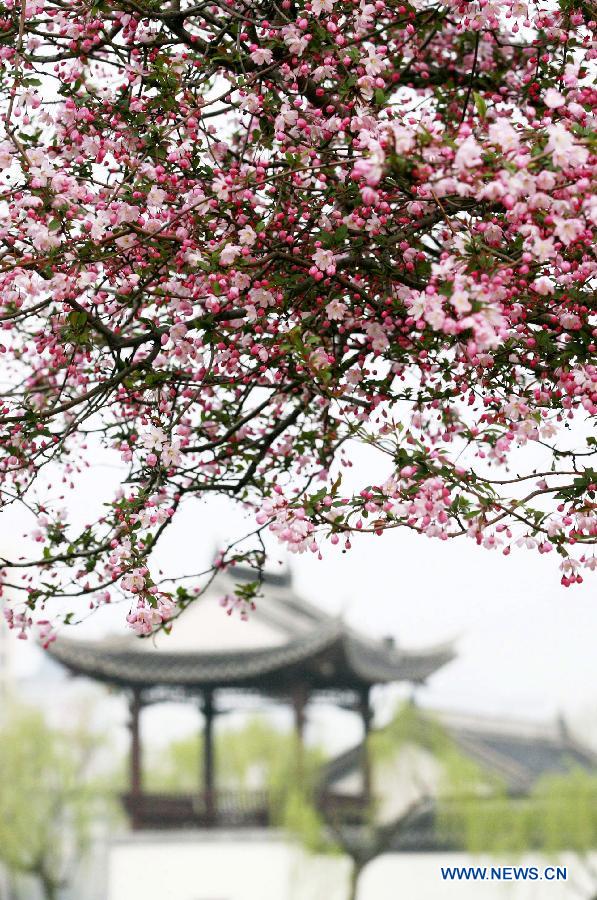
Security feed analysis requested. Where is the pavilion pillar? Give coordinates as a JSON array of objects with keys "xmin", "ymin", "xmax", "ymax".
[
  {"xmin": 359, "ymin": 687, "xmax": 372, "ymax": 805},
  {"xmin": 129, "ymin": 689, "xmax": 143, "ymax": 796},
  {"xmin": 128, "ymin": 689, "xmax": 143, "ymax": 830},
  {"xmin": 292, "ymin": 684, "xmax": 309, "ymax": 774},
  {"xmin": 202, "ymin": 690, "xmax": 216, "ymax": 823}
]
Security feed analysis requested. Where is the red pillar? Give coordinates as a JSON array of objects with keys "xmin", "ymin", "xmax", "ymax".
[
  {"xmin": 359, "ymin": 687, "xmax": 372, "ymax": 805},
  {"xmin": 202, "ymin": 690, "xmax": 216, "ymax": 823},
  {"xmin": 130, "ymin": 689, "xmax": 143, "ymax": 795},
  {"xmin": 292, "ymin": 684, "xmax": 309, "ymax": 775},
  {"xmin": 129, "ymin": 689, "xmax": 143, "ymax": 829}
]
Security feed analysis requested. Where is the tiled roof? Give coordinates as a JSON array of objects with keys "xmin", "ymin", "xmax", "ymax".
[
  {"xmin": 323, "ymin": 712, "xmax": 597, "ymax": 852},
  {"xmin": 324, "ymin": 712, "xmax": 597, "ymax": 796},
  {"xmin": 448, "ymin": 721, "xmax": 597, "ymax": 794},
  {"xmin": 48, "ymin": 622, "xmax": 453, "ymax": 693}
]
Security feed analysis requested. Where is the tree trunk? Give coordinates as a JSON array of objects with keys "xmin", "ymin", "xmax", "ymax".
[
  {"xmin": 347, "ymin": 861, "xmax": 364, "ymax": 900},
  {"xmin": 39, "ymin": 876, "xmax": 58, "ymax": 900}
]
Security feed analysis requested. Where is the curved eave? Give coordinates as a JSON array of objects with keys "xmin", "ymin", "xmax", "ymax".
[
  {"xmin": 47, "ymin": 627, "xmax": 454, "ymax": 692},
  {"xmin": 343, "ymin": 636, "xmax": 455, "ymax": 685}
]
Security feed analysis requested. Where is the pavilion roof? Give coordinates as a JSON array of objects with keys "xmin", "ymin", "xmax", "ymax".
[
  {"xmin": 48, "ymin": 619, "xmax": 453, "ymax": 694},
  {"xmin": 47, "ymin": 567, "xmax": 454, "ymax": 695}
]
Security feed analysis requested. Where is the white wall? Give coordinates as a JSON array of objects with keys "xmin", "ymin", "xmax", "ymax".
[
  {"xmin": 362, "ymin": 853, "xmax": 584, "ymax": 900},
  {"xmin": 107, "ymin": 835, "xmax": 594, "ymax": 900},
  {"xmin": 107, "ymin": 831, "xmax": 350, "ymax": 900}
]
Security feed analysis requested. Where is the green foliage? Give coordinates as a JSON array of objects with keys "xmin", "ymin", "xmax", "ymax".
[
  {"xmin": 0, "ymin": 706, "xmax": 118, "ymax": 898},
  {"xmin": 535, "ymin": 769, "xmax": 597, "ymax": 853},
  {"xmin": 368, "ymin": 704, "xmax": 597, "ymax": 856},
  {"xmin": 148, "ymin": 715, "xmax": 336, "ymax": 852},
  {"xmin": 280, "ymin": 787, "xmax": 335, "ymax": 854},
  {"xmin": 145, "ymin": 729, "xmax": 201, "ymax": 793},
  {"xmin": 148, "ymin": 715, "xmax": 337, "ymax": 854},
  {"xmin": 445, "ymin": 768, "xmax": 597, "ymax": 856},
  {"xmin": 150, "ymin": 706, "xmax": 492, "ymax": 859},
  {"xmin": 473, "ymin": 91, "xmax": 487, "ymax": 120},
  {"xmin": 440, "ymin": 792, "xmax": 532, "ymax": 855},
  {"xmin": 370, "ymin": 706, "xmax": 597, "ymax": 861},
  {"xmin": 148, "ymin": 715, "xmax": 327, "ymax": 808}
]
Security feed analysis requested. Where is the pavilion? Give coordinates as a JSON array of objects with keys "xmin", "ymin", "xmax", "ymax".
[{"xmin": 48, "ymin": 567, "xmax": 454, "ymax": 830}]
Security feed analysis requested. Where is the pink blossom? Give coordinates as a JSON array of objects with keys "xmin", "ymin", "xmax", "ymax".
[
  {"xmin": 454, "ymin": 137, "xmax": 483, "ymax": 170},
  {"xmin": 311, "ymin": 0, "xmax": 334, "ymax": 15},
  {"xmin": 121, "ymin": 568, "xmax": 146, "ymax": 593},
  {"xmin": 312, "ymin": 248, "xmax": 336, "ymax": 271},
  {"xmin": 140, "ymin": 427, "xmax": 167, "ymax": 451},
  {"xmin": 544, "ymin": 88, "xmax": 565, "ymax": 110},
  {"xmin": 161, "ymin": 441, "xmax": 182, "ymax": 467},
  {"xmin": 250, "ymin": 48, "xmax": 273, "ymax": 66}
]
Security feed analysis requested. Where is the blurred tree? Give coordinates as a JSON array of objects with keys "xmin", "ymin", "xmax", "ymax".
[
  {"xmin": 146, "ymin": 716, "xmax": 330, "ymax": 852},
  {"xmin": 326, "ymin": 703, "xmax": 486, "ymax": 900},
  {"xmin": 0, "ymin": 706, "xmax": 118, "ymax": 900},
  {"xmin": 443, "ymin": 766, "xmax": 597, "ymax": 900}
]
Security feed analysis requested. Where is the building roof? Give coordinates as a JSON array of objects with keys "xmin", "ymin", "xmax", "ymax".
[
  {"xmin": 326, "ymin": 710, "xmax": 596, "ymax": 794},
  {"xmin": 323, "ymin": 710, "xmax": 597, "ymax": 852},
  {"xmin": 47, "ymin": 568, "xmax": 454, "ymax": 696},
  {"xmin": 440, "ymin": 711, "xmax": 597, "ymax": 794}
]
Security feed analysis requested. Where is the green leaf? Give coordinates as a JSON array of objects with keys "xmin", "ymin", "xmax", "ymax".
[
  {"xmin": 144, "ymin": 371, "xmax": 169, "ymax": 388},
  {"xmin": 68, "ymin": 311, "xmax": 88, "ymax": 330},
  {"xmin": 332, "ymin": 224, "xmax": 348, "ymax": 246},
  {"xmin": 474, "ymin": 92, "xmax": 487, "ymax": 120}
]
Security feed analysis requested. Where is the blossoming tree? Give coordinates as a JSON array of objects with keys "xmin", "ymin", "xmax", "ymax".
[{"xmin": 0, "ymin": 0, "xmax": 595, "ymax": 640}]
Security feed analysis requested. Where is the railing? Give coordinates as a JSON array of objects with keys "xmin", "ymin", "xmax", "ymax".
[
  {"xmin": 122, "ymin": 789, "xmax": 367, "ymax": 830},
  {"xmin": 122, "ymin": 790, "xmax": 270, "ymax": 829},
  {"xmin": 317, "ymin": 790, "xmax": 368, "ymax": 826}
]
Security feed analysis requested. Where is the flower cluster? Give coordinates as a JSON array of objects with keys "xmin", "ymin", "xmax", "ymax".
[
  {"xmin": 126, "ymin": 594, "xmax": 176, "ymax": 636},
  {"xmin": 3, "ymin": 607, "xmax": 55, "ymax": 648},
  {"xmin": 219, "ymin": 593, "xmax": 257, "ymax": 622},
  {"xmin": 257, "ymin": 494, "xmax": 319, "ymax": 555}
]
